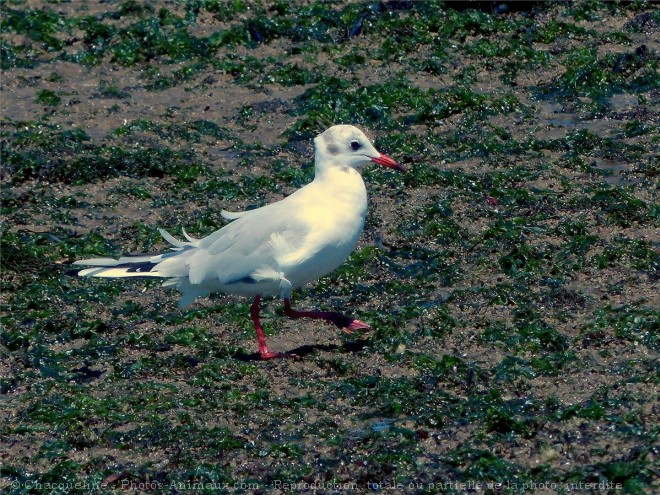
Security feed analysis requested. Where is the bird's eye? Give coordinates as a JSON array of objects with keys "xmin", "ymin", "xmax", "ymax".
[{"xmin": 350, "ymin": 140, "xmax": 361, "ymax": 151}]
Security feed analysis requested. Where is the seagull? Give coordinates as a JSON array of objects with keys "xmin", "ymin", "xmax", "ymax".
[{"xmin": 70, "ymin": 125, "xmax": 404, "ymax": 359}]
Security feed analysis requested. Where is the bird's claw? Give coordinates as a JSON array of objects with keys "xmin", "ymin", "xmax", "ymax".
[
  {"xmin": 341, "ymin": 319, "xmax": 371, "ymax": 334},
  {"xmin": 260, "ymin": 352, "xmax": 283, "ymax": 360},
  {"xmin": 260, "ymin": 351, "xmax": 300, "ymax": 360}
]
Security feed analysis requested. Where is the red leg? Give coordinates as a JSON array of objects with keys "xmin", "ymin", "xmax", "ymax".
[
  {"xmin": 283, "ymin": 298, "xmax": 370, "ymax": 334},
  {"xmin": 251, "ymin": 295, "xmax": 284, "ymax": 360}
]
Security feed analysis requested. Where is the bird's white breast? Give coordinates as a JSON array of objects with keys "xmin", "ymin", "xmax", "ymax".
[{"xmin": 281, "ymin": 166, "xmax": 368, "ymax": 288}]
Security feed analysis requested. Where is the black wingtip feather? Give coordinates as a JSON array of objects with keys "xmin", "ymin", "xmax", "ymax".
[
  {"xmin": 126, "ymin": 262, "xmax": 159, "ymax": 273},
  {"xmin": 65, "ymin": 261, "xmax": 159, "ymax": 277}
]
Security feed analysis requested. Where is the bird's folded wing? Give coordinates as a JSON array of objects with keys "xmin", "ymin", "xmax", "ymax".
[{"xmin": 174, "ymin": 202, "xmax": 313, "ymax": 285}]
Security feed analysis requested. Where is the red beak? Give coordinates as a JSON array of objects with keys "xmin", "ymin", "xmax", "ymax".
[{"xmin": 370, "ymin": 153, "xmax": 405, "ymax": 172}]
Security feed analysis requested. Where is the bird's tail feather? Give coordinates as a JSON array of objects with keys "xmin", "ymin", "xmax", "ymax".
[
  {"xmin": 68, "ymin": 228, "xmax": 196, "ymax": 279},
  {"xmin": 68, "ymin": 259, "xmax": 163, "ymax": 278}
]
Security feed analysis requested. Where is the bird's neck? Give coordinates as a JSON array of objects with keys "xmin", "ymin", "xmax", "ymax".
[
  {"xmin": 312, "ymin": 166, "xmax": 367, "ymax": 203},
  {"xmin": 314, "ymin": 164, "xmax": 362, "ymax": 182}
]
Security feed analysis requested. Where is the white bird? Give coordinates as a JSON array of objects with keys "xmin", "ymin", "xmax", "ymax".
[{"xmin": 70, "ymin": 125, "xmax": 404, "ymax": 359}]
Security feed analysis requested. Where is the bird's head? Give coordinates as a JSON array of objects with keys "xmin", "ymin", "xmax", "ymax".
[{"xmin": 313, "ymin": 125, "xmax": 405, "ymax": 174}]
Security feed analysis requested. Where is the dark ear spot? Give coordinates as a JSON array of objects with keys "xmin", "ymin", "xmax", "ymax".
[{"xmin": 327, "ymin": 143, "xmax": 340, "ymax": 155}]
